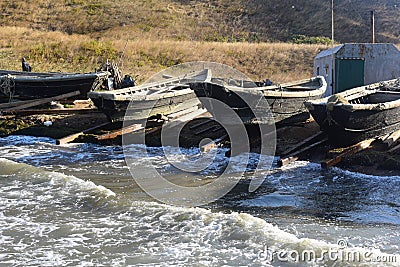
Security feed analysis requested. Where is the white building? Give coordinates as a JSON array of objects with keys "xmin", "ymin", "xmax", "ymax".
[{"xmin": 314, "ymin": 43, "xmax": 400, "ymax": 96}]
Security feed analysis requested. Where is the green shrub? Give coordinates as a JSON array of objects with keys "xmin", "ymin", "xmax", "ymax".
[
  {"xmin": 29, "ymin": 42, "xmax": 69, "ymax": 61},
  {"xmin": 291, "ymin": 34, "xmax": 332, "ymax": 45},
  {"xmin": 79, "ymin": 40, "xmax": 118, "ymax": 59}
]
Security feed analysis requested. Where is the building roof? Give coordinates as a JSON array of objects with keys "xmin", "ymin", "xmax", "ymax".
[
  {"xmin": 315, "ymin": 45, "xmax": 343, "ymax": 59},
  {"xmin": 315, "ymin": 43, "xmax": 400, "ymax": 60}
]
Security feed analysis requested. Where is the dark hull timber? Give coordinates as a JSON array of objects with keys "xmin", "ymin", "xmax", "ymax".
[
  {"xmin": 0, "ymin": 69, "xmax": 109, "ymax": 100},
  {"xmin": 305, "ymin": 78, "xmax": 400, "ymax": 146},
  {"xmin": 190, "ymin": 76, "xmax": 327, "ymax": 126},
  {"xmin": 88, "ymin": 69, "xmax": 211, "ymax": 122},
  {"xmin": 90, "ymin": 88, "xmax": 201, "ymax": 122}
]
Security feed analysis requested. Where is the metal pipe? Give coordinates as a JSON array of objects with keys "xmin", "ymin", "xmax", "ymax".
[
  {"xmin": 370, "ymin": 10, "xmax": 375, "ymax": 43},
  {"xmin": 331, "ymin": 0, "xmax": 335, "ymax": 93}
]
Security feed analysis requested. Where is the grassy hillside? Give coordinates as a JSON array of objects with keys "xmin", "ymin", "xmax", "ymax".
[
  {"xmin": 1, "ymin": 0, "xmax": 399, "ymax": 43},
  {"xmin": 0, "ymin": 27, "xmax": 329, "ymax": 83},
  {"xmin": 0, "ymin": 1, "xmax": 398, "ymax": 83}
]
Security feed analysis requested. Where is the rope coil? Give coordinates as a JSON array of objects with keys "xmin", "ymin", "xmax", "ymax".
[{"xmin": 0, "ymin": 74, "xmax": 16, "ymax": 102}]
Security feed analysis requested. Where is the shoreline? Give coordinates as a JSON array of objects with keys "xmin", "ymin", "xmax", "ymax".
[{"xmin": 1, "ymin": 112, "xmax": 399, "ymax": 177}]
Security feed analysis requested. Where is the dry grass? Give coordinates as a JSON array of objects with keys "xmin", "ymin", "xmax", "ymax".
[
  {"xmin": 1, "ymin": 0, "xmax": 398, "ymax": 43},
  {"xmin": 0, "ymin": 27, "xmax": 330, "ymax": 83}
]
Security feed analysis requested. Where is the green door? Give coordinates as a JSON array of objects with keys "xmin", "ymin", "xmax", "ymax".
[{"xmin": 335, "ymin": 58, "xmax": 365, "ymax": 93}]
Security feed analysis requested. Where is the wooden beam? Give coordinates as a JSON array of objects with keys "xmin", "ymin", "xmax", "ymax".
[
  {"xmin": 0, "ymin": 99, "xmax": 38, "ymax": 109},
  {"xmin": 321, "ymin": 137, "xmax": 377, "ymax": 169},
  {"xmin": 278, "ymin": 156, "xmax": 299, "ymax": 166},
  {"xmin": 225, "ymin": 133, "xmax": 264, "ymax": 157},
  {"xmin": 200, "ymin": 134, "xmax": 227, "ymax": 153},
  {"xmin": 167, "ymin": 106, "xmax": 202, "ymax": 120},
  {"xmin": 145, "ymin": 124, "xmax": 163, "ymax": 136},
  {"xmin": 0, "ymin": 108, "xmax": 100, "ymax": 116},
  {"xmin": 141, "ymin": 108, "xmax": 210, "ymax": 139},
  {"xmin": 3, "ymin": 91, "xmax": 80, "ymax": 111},
  {"xmin": 96, "ymin": 123, "xmax": 144, "ymax": 141},
  {"xmin": 388, "ymin": 142, "xmax": 400, "ymax": 153},
  {"xmin": 195, "ymin": 124, "xmax": 218, "ymax": 135},
  {"xmin": 189, "ymin": 119, "xmax": 212, "ymax": 129},
  {"xmin": 382, "ymin": 129, "xmax": 400, "ymax": 148},
  {"xmin": 56, "ymin": 122, "xmax": 111, "ymax": 145},
  {"xmin": 280, "ymin": 131, "xmax": 325, "ymax": 157},
  {"xmin": 278, "ymin": 138, "xmax": 327, "ymax": 167},
  {"xmin": 163, "ymin": 108, "xmax": 209, "ymax": 129}
]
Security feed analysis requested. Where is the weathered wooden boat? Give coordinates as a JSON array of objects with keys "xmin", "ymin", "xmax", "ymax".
[
  {"xmin": 189, "ymin": 76, "xmax": 327, "ymax": 125},
  {"xmin": 304, "ymin": 78, "xmax": 400, "ymax": 145},
  {"xmin": 0, "ymin": 69, "xmax": 109, "ymax": 100},
  {"xmin": 88, "ymin": 69, "xmax": 211, "ymax": 122}
]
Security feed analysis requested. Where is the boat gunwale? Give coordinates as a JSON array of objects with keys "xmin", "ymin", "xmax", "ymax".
[
  {"xmin": 304, "ymin": 79, "xmax": 400, "ymax": 111},
  {"xmin": 0, "ymin": 70, "xmax": 109, "ymax": 82},
  {"xmin": 87, "ymin": 69, "xmax": 210, "ymax": 100},
  {"xmin": 93, "ymin": 87, "xmax": 195, "ymax": 102},
  {"xmin": 213, "ymin": 76, "xmax": 327, "ymax": 98}
]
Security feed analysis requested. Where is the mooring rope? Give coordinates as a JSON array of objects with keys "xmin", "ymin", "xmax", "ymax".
[
  {"xmin": 91, "ymin": 74, "xmax": 109, "ymax": 91},
  {"xmin": 0, "ymin": 74, "xmax": 15, "ymax": 102}
]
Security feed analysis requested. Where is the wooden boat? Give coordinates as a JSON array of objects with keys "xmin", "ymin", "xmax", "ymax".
[
  {"xmin": 189, "ymin": 76, "xmax": 327, "ymax": 125},
  {"xmin": 0, "ymin": 69, "xmax": 109, "ymax": 100},
  {"xmin": 304, "ymin": 79, "xmax": 400, "ymax": 145},
  {"xmin": 88, "ymin": 69, "xmax": 211, "ymax": 122}
]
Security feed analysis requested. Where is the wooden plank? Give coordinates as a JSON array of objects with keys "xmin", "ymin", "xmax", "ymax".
[
  {"xmin": 200, "ymin": 134, "xmax": 228, "ymax": 153},
  {"xmin": 382, "ymin": 129, "xmax": 400, "ymax": 148},
  {"xmin": 0, "ymin": 99, "xmax": 38, "ymax": 109},
  {"xmin": 3, "ymin": 91, "xmax": 80, "ymax": 111},
  {"xmin": 280, "ymin": 131, "xmax": 325, "ymax": 157},
  {"xmin": 212, "ymin": 126, "xmax": 223, "ymax": 132},
  {"xmin": 167, "ymin": 106, "xmax": 202, "ymax": 120},
  {"xmin": 56, "ymin": 122, "xmax": 111, "ymax": 145},
  {"xmin": 0, "ymin": 108, "xmax": 100, "ymax": 116},
  {"xmin": 96, "ymin": 123, "xmax": 144, "ymax": 141},
  {"xmin": 388, "ymin": 142, "xmax": 400, "ymax": 153},
  {"xmin": 189, "ymin": 119, "xmax": 212, "ymax": 129},
  {"xmin": 278, "ymin": 156, "xmax": 299, "ymax": 167},
  {"xmin": 273, "ymin": 126, "xmax": 291, "ymax": 135},
  {"xmin": 145, "ymin": 124, "xmax": 163, "ymax": 136},
  {"xmin": 321, "ymin": 137, "xmax": 377, "ymax": 169},
  {"xmin": 144, "ymin": 108, "xmax": 209, "ymax": 138},
  {"xmin": 164, "ymin": 108, "xmax": 208, "ymax": 129},
  {"xmin": 278, "ymin": 138, "xmax": 327, "ymax": 167},
  {"xmin": 195, "ymin": 124, "xmax": 218, "ymax": 135},
  {"xmin": 378, "ymin": 133, "xmax": 391, "ymax": 142},
  {"xmin": 225, "ymin": 133, "xmax": 264, "ymax": 157}
]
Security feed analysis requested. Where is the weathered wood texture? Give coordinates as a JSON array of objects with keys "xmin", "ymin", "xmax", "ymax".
[
  {"xmin": 56, "ymin": 122, "xmax": 111, "ymax": 145},
  {"xmin": 321, "ymin": 137, "xmax": 377, "ymax": 169},
  {"xmin": 278, "ymin": 138, "xmax": 327, "ymax": 167},
  {"xmin": 0, "ymin": 108, "xmax": 99, "ymax": 116},
  {"xmin": 1, "ymin": 91, "xmax": 80, "ymax": 112},
  {"xmin": 96, "ymin": 123, "xmax": 144, "ymax": 141}
]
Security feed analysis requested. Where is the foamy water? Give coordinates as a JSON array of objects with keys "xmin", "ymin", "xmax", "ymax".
[{"xmin": 0, "ymin": 136, "xmax": 399, "ymax": 266}]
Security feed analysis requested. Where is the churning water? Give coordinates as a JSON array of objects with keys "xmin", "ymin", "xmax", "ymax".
[{"xmin": 0, "ymin": 135, "xmax": 399, "ymax": 266}]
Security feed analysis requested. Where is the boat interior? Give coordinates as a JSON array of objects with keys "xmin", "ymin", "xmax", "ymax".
[
  {"xmin": 348, "ymin": 90, "xmax": 400, "ymax": 105},
  {"xmin": 211, "ymin": 77, "xmax": 322, "ymax": 91},
  {"xmin": 109, "ymin": 83, "xmax": 191, "ymax": 97}
]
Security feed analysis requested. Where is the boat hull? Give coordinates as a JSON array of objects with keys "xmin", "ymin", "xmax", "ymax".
[
  {"xmin": 190, "ymin": 77, "xmax": 326, "ymax": 126},
  {"xmin": 91, "ymin": 90, "xmax": 200, "ymax": 122},
  {"xmin": 0, "ymin": 70, "xmax": 108, "ymax": 99},
  {"xmin": 305, "ymin": 79, "xmax": 400, "ymax": 146},
  {"xmin": 89, "ymin": 69, "xmax": 211, "ymax": 122},
  {"xmin": 307, "ymin": 101, "xmax": 400, "ymax": 146}
]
